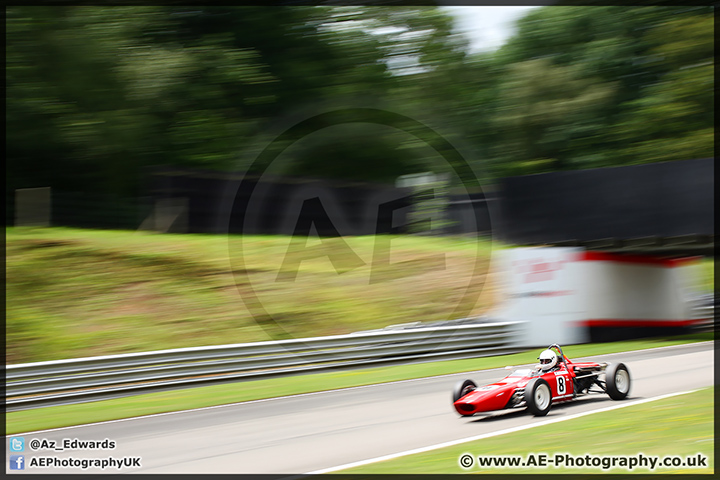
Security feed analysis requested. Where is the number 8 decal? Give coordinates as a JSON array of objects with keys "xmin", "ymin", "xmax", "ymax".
[{"xmin": 557, "ymin": 375, "xmax": 566, "ymax": 395}]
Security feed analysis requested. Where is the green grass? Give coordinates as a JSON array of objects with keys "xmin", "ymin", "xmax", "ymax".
[
  {"xmin": 6, "ymin": 226, "xmax": 498, "ymax": 363},
  {"xmin": 342, "ymin": 387, "xmax": 714, "ymax": 474},
  {"xmin": 7, "ymin": 226, "xmax": 714, "ymax": 365},
  {"xmin": 5, "ymin": 226, "xmax": 714, "ymax": 435},
  {"xmin": 5, "ymin": 333, "xmax": 712, "ymax": 435},
  {"xmin": 697, "ymin": 257, "xmax": 714, "ymax": 293}
]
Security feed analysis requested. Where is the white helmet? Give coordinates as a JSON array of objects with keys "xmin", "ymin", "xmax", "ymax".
[{"xmin": 538, "ymin": 349, "xmax": 558, "ymax": 371}]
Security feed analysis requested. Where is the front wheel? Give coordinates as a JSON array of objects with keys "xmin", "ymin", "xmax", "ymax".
[
  {"xmin": 524, "ymin": 378, "xmax": 552, "ymax": 416},
  {"xmin": 606, "ymin": 363, "xmax": 630, "ymax": 400},
  {"xmin": 453, "ymin": 379, "xmax": 477, "ymax": 403}
]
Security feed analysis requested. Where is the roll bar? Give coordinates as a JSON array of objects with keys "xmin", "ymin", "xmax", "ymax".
[{"xmin": 548, "ymin": 344, "xmax": 569, "ymax": 366}]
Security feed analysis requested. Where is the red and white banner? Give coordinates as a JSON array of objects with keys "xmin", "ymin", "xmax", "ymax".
[{"xmin": 492, "ymin": 247, "xmax": 702, "ymax": 346}]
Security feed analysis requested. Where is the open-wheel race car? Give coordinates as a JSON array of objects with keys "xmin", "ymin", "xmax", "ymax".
[{"xmin": 453, "ymin": 344, "xmax": 630, "ymax": 417}]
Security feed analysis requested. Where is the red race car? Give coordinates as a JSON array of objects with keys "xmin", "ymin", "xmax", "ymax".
[{"xmin": 452, "ymin": 344, "xmax": 630, "ymax": 417}]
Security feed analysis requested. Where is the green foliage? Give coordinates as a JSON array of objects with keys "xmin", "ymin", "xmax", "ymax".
[
  {"xmin": 5, "ymin": 227, "xmax": 497, "ymax": 363},
  {"xmin": 610, "ymin": 14, "xmax": 713, "ymax": 165},
  {"xmin": 486, "ymin": 6, "xmax": 712, "ymax": 175},
  {"xmin": 491, "ymin": 58, "xmax": 617, "ymax": 174},
  {"xmin": 6, "ymin": 6, "xmax": 713, "ymax": 197}
]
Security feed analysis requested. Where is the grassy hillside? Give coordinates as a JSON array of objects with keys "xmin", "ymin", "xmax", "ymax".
[
  {"xmin": 6, "ymin": 227, "xmax": 713, "ymax": 364},
  {"xmin": 6, "ymin": 227, "xmax": 498, "ymax": 363}
]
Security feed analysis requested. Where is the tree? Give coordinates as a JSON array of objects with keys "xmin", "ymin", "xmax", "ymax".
[
  {"xmin": 7, "ymin": 7, "xmax": 176, "ymax": 196},
  {"xmin": 6, "ymin": 4, "xmax": 714, "ymax": 206},
  {"xmin": 610, "ymin": 13, "xmax": 713, "ymax": 164},
  {"xmin": 489, "ymin": 58, "xmax": 616, "ymax": 175},
  {"xmin": 476, "ymin": 5, "xmax": 712, "ymax": 175}
]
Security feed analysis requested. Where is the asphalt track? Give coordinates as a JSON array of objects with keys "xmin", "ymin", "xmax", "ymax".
[{"xmin": 5, "ymin": 341, "xmax": 713, "ymax": 475}]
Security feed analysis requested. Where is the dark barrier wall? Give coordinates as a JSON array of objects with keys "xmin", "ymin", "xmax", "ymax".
[
  {"xmin": 6, "ymin": 189, "xmax": 150, "ymax": 230},
  {"xmin": 149, "ymin": 168, "xmax": 494, "ymax": 236},
  {"xmin": 150, "ymin": 168, "xmax": 416, "ymax": 235},
  {"xmin": 498, "ymin": 158, "xmax": 714, "ymax": 245},
  {"xmin": 228, "ymin": 177, "xmax": 414, "ymax": 236},
  {"xmin": 446, "ymin": 193, "xmax": 495, "ymax": 235}
]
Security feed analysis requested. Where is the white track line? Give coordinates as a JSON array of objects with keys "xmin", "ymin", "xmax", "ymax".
[
  {"xmin": 305, "ymin": 389, "xmax": 702, "ymax": 474},
  {"xmin": 7, "ymin": 341, "xmax": 712, "ymax": 436}
]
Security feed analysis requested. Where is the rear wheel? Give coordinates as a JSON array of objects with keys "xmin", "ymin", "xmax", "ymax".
[
  {"xmin": 453, "ymin": 379, "xmax": 477, "ymax": 403},
  {"xmin": 606, "ymin": 363, "xmax": 630, "ymax": 400},
  {"xmin": 524, "ymin": 378, "xmax": 552, "ymax": 416}
]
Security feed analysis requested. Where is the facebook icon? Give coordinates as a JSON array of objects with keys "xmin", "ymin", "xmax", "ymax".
[{"xmin": 10, "ymin": 455, "xmax": 25, "ymax": 470}]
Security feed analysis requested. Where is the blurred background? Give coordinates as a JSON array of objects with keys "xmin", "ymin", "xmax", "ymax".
[
  {"xmin": 6, "ymin": 5, "xmax": 714, "ymax": 363},
  {"xmin": 7, "ymin": 5, "xmax": 712, "ymax": 210}
]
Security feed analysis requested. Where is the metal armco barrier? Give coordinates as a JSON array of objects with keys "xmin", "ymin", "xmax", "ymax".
[
  {"xmin": 5, "ymin": 322, "xmax": 523, "ymax": 411},
  {"xmin": 691, "ymin": 305, "xmax": 715, "ymax": 332}
]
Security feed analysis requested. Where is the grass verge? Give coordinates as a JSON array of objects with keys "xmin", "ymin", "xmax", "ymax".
[
  {"xmin": 6, "ymin": 227, "xmax": 497, "ymax": 363},
  {"xmin": 5, "ymin": 333, "xmax": 712, "ymax": 435},
  {"xmin": 8, "ymin": 227, "xmax": 713, "ymax": 365},
  {"xmin": 341, "ymin": 387, "xmax": 714, "ymax": 474}
]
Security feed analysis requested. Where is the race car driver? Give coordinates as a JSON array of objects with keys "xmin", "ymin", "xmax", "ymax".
[{"xmin": 535, "ymin": 348, "xmax": 560, "ymax": 372}]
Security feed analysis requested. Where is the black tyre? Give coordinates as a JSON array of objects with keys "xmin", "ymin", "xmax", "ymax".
[
  {"xmin": 453, "ymin": 379, "xmax": 477, "ymax": 403},
  {"xmin": 606, "ymin": 363, "xmax": 630, "ymax": 400},
  {"xmin": 524, "ymin": 378, "xmax": 552, "ymax": 416}
]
